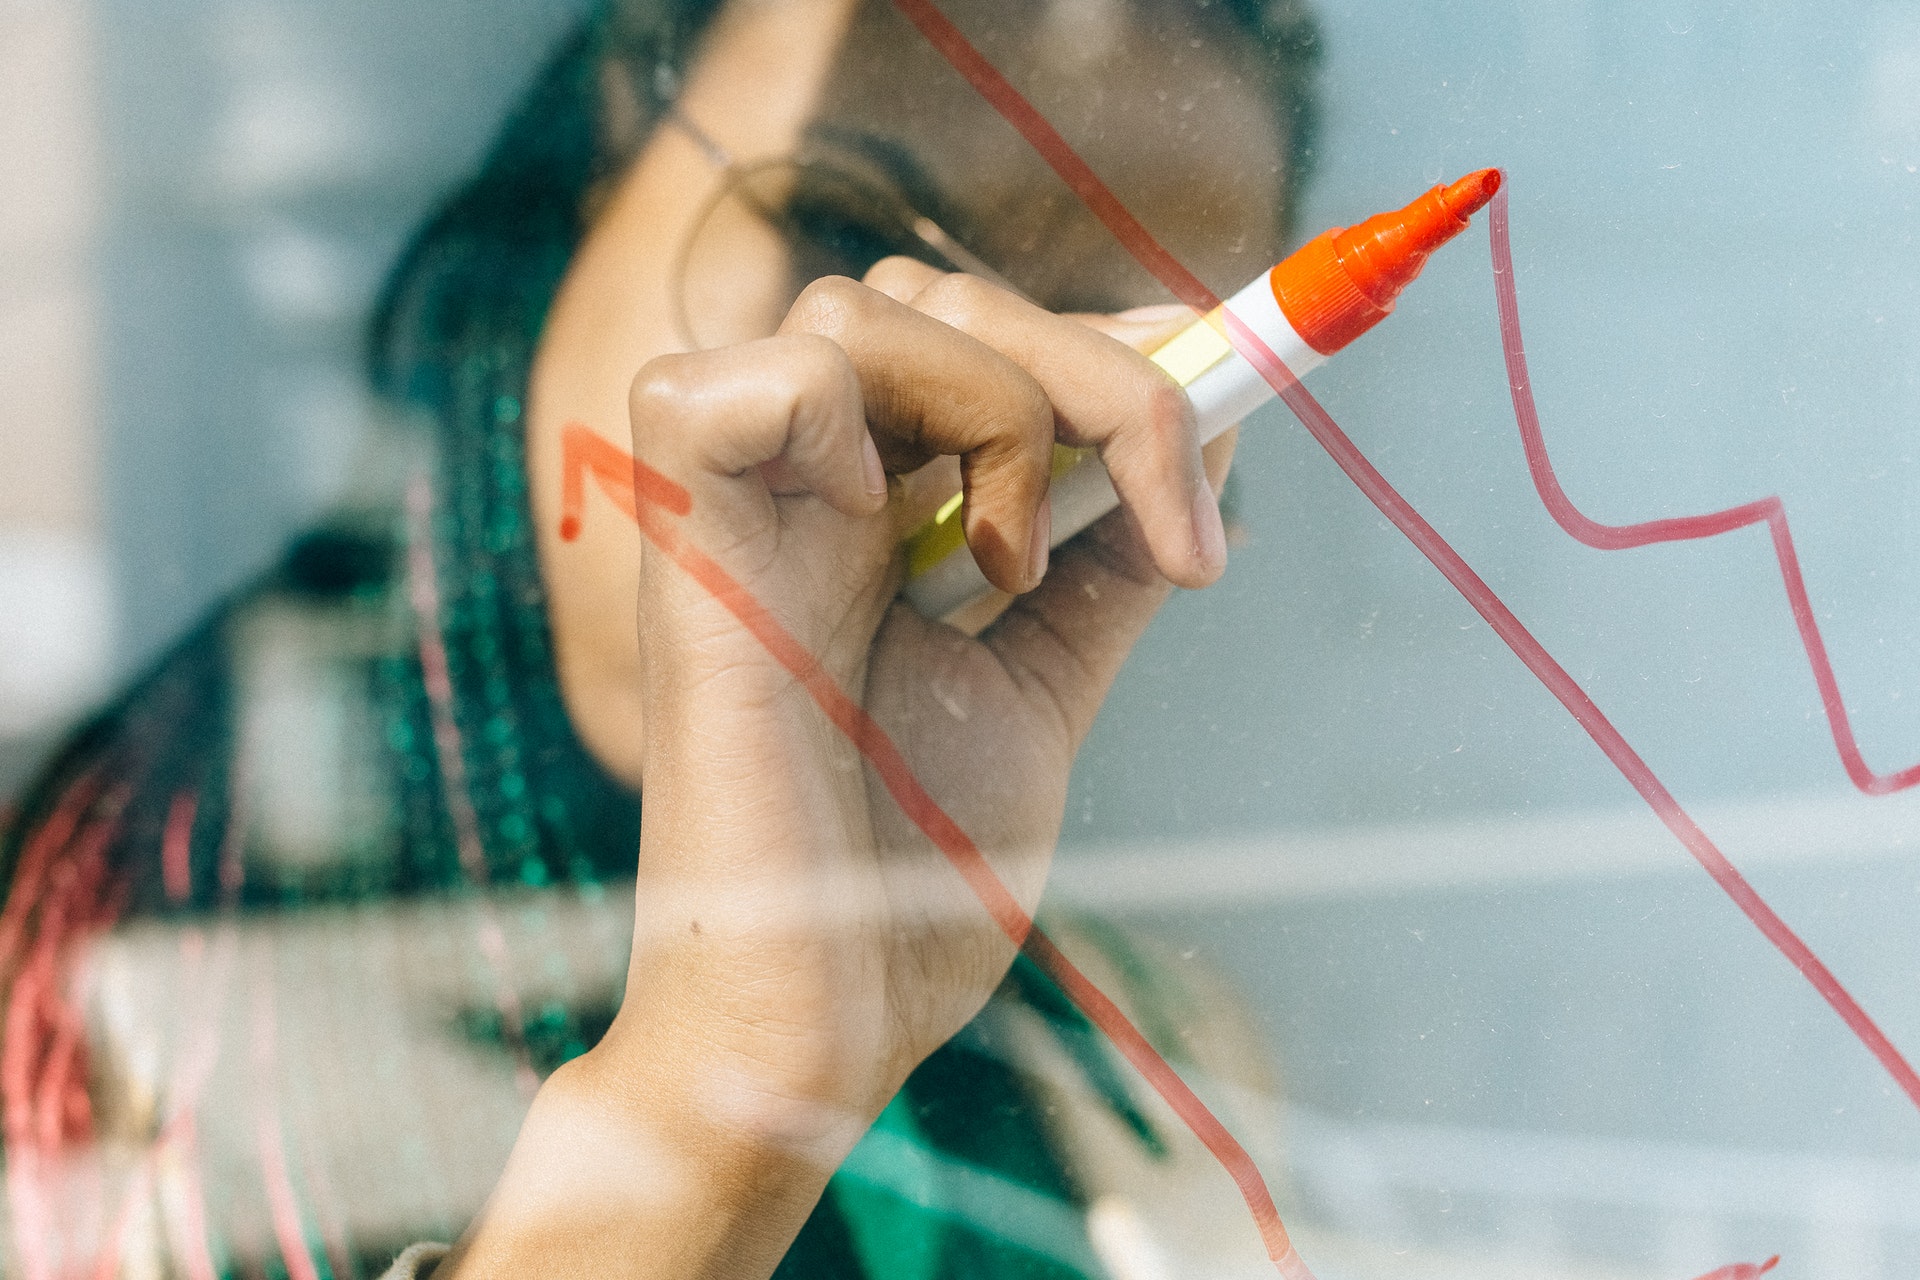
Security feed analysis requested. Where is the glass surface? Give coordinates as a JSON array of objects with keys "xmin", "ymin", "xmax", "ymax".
[{"xmin": 2, "ymin": 1, "xmax": 1917, "ymax": 1278}]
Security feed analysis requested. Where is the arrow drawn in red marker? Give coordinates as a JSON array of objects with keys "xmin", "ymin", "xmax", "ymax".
[
  {"xmin": 562, "ymin": 7, "xmax": 1920, "ymax": 1266},
  {"xmin": 558, "ymin": 423, "xmax": 690, "ymax": 543}
]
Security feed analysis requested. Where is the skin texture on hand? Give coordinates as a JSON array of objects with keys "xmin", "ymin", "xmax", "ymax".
[
  {"xmin": 439, "ymin": 271, "xmax": 1235, "ymax": 1278},
  {"xmin": 618, "ymin": 259, "xmax": 1230, "ymax": 1106}
]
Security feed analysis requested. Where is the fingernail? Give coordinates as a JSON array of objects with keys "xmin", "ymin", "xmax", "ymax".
[
  {"xmin": 1116, "ymin": 303, "xmax": 1195, "ymax": 323},
  {"xmin": 1192, "ymin": 482, "xmax": 1227, "ymax": 575},
  {"xmin": 1027, "ymin": 501, "xmax": 1052, "ymax": 587},
  {"xmin": 861, "ymin": 434, "xmax": 887, "ymax": 496}
]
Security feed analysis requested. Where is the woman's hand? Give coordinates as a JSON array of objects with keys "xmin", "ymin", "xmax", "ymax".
[
  {"xmin": 614, "ymin": 260, "xmax": 1228, "ymax": 1114},
  {"xmin": 442, "ymin": 266, "xmax": 1233, "ymax": 1279}
]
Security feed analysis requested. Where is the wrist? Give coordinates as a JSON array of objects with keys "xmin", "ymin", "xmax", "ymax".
[
  {"xmin": 438, "ymin": 1038, "xmax": 860, "ymax": 1279},
  {"xmin": 571, "ymin": 1021, "xmax": 878, "ymax": 1173},
  {"xmin": 617, "ymin": 793, "xmax": 903, "ymax": 1126}
]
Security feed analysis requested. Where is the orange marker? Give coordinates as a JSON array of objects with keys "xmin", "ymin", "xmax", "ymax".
[{"xmin": 905, "ymin": 169, "xmax": 1503, "ymax": 617}]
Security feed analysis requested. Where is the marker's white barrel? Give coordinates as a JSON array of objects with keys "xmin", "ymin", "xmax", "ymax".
[{"xmin": 903, "ymin": 269, "xmax": 1327, "ymax": 619}]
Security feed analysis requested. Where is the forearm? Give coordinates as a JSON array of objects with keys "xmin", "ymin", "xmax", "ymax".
[{"xmin": 434, "ymin": 1038, "xmax": 850, "ymax": 1280}]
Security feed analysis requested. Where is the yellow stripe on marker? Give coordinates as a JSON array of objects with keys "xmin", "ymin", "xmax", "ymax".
[{"xmin": 1147, "ymin": 311, "xmax": 1233, "ymax": 386}]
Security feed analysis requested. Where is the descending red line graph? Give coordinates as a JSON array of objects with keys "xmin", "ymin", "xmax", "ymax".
[
  {"xmin": 1487, "ymin": 188, "xmax": 1920, "ymax": 797},
  {"xmin": 885, "ymin": 0, "xmax": 1920, "ymax": 1112}
]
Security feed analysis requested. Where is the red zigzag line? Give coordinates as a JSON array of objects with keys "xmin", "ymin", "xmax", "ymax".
[
  {"xmin": 1487, "ymin": 186, "xmax": 1920, "ymax": 796},
  {"xmin": 885, "ymin": 0, "xmax": 1920, "ymax": 1113}
]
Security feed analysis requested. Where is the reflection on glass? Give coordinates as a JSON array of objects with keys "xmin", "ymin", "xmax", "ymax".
[{"xmin": 1, "ymin": 0, "xmax": 1917, "ymax": 1278}]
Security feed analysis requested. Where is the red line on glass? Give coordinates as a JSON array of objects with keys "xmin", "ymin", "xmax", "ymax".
[
  {"xmin": 888, "ymin": 0, "xmax": 1222, "ymax": 317},
  {"xmin": 1488, "ymin": 187, "xmax": 1919, "ymax": 795},
  {"xmin": 558, "ymin": 424, "xmax": 690, "ymax": 544},
  {"xmin": 560, "ymin": 437, "xmax": 1313, "ymax": 1277},
  {"xmin": 885, "ymin": 0, "xmax": 1920, "ymax": 1113}
]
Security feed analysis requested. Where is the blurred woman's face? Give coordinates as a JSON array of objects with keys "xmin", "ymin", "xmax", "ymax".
[
  {"xmin": 530, "ymin": 0, "xmax": 1289, "ymax": 791},
  {"xmin": 813, "ymin": 0, "xmax": 1289, "ymax": 313},
  {"xmin": 74, "ymin": 2, "xmax": 1296, "ymax": 1259}
]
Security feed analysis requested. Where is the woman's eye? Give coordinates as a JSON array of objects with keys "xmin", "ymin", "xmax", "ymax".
[{"xmin": 784, "ymin": 197, "xmax": 913, "ymax": 274}]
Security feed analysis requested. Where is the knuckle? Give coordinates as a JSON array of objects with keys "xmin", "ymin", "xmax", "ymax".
[
  {"xmin": 627, "ymin": 353, "xmax": 704, "ymax": 425},
  {"xmin": 863, "ymin": 254, "xmax": 933, "ymax": 289},
  {"xmin": 914, "ymin": 272, "xmax": 998, "ymax": 330},
  {"xmin": 971, "ymin": 366, "xmax": 1054, "ymax": 461},
  {"xmin": 979, "ymin": 385, "xmax": 1054, "ymax": 469},
  {"xmin": 779, "ymin": 330, "xmax": 849, "ymax": 380},
  {"xmin": 1014, "ymin": 381, "xmax": 1055, "ymax": 448},
  {"xmin": 629, "ymin": 339, "xmax": 858, "ymax": 442},
  {"xmin": 786, "ymin": 274, "xmax": 868, "ymax": 339},
  {"xmin": 774, "ymin": 334, "xmax": 861, "ymax": 420}
]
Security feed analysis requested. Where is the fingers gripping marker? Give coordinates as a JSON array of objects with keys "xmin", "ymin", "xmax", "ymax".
[{"xmin": 559, "ymin": 448, "xmax": 1308, "ymax": 1277}]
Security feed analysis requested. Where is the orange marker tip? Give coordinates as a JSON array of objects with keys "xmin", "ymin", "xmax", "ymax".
[
  {"xmin": 1270, "ymin": 167, "xmax": 1503, "ymax": 355},
  {"xmin": 1440, "ymin": 168, "xmax": 1502, "ymax": 221},
  {"xmin": 559, "ymin": 516, "xmax": 581, "ymax": 542}
]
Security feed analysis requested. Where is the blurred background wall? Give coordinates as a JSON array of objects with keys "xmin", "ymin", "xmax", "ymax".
[
  {"xmin": 0, "ymin": 0, "xmax": 109, "ymax": 788},
  {"xmin": 0, "ymin": 0, "xmax": 588, "ymax": 796}
]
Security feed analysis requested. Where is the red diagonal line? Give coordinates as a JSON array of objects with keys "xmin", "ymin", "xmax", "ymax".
[
  {"xmin": 890, "ymin": 0, "xmax": 1224, "ymax": 318},
  {"xmin": 607, "ymin": 472, "xmax": 1310, "ymax": 1277},
  {"xmin": 1488, "ymin": 186, "xmax": 1920, "ymax": 795},
  {"xmin": 886, "ymin": 0, "xmax": 1920, "ymax": 1116}
]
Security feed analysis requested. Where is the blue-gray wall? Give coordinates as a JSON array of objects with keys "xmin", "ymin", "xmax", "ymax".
[{"xmin": 94, "ymin": 0, "xmax": 589, "ymax": 670}]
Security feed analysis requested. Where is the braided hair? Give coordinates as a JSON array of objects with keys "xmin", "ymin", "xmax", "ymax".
[
  {"xmin": 4, "ymin": 0, "xmax": 1320, "ymax": 912},
  {"xmin": 0, "ymin": 2, "xmax": 1319, "ymax": 1272}
]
